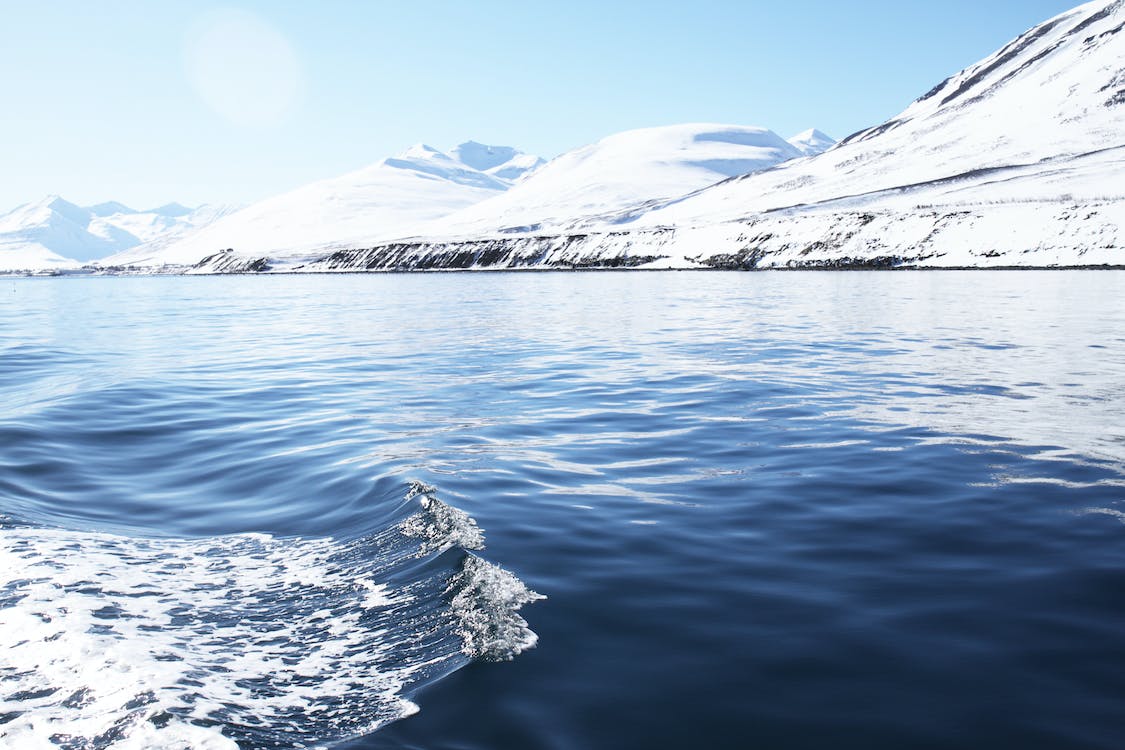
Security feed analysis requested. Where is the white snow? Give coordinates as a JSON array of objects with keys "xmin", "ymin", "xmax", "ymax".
[
  {"xmin": 426, "ymin": 123, "xmax": 805, "ymax": 236},
  {"xmin": 5, "ymin": 2, "xmax": 1122, "ymax": 273},
  {"xmin": 787, "ymin": 128, "xmax": 837, "ymax": 156},
  {"xmin": 149, "ymin": 126, "xmax": 796, "ymax": 269},
  {"xmin": 109, "ymin": 141, "xmax": 543, "ymax": 267},
  {"xmin": 0, "ymin": 197, "xmax": 233, "ymax": 272},
  {"xmin": 634, "ymin": 0, "xmax": 1125, "ymax": 230},
  {"xmin": 86, "ymin": 201, "xmax": 135, "ymax": 218},
  {"xmin": 0, "ymin": 241, "xmax": 79, "ymax": 274},
  {"xmin": 483, "ymin": 152, "xmax": 547, "ymax": 182},
  {"xmin": 291, "ymin": 0, "xmax": 1125, "ymax": 272},
  {"xmin": 449, "ymin": 140, "xmax": 545, "ymax": 180}
]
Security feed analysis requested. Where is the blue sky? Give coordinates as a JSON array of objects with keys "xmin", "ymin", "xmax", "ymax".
[{"xmin": 0, "ymin": 0, "xmax": 1083, "ymax": 213}]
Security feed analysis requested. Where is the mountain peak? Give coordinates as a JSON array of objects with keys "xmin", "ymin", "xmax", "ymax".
[
  {"xmin": 792, "ymin": 128, "xmax": 832, "ymax": 141},
  {"xmin": 88, "ymin": 201, "xmax": 138, "ymax": 217},
  {"xmin": 449, "ymin": 141, "xmax": 521, "ymax": 172},
  {"xmin": 148, "ymin": 202, "xmax": 193, "ymax": 218},
  {"xmin": 786, "ymin": 129, "xmax": 837, "ymax": 156},
  {"xmin": 40, "ymin": 194, "xmax": 72, "ymax": 209},
  {"xmin": 434, "ymin": 122, "xmax": 805, "ymax": 236},
  {"xmin": 38, "ymin": 196, "xmax": 92, "ymax": 226},
  {"xmin": 394, "ymin": 143, "xmax": 444, "ymax": 161}
]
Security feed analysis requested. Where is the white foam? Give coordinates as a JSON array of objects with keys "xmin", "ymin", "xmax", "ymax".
[
  {"xmin": 0, "ymin": 528, "xmax": 417, "ymax": 748},
  {"xmin": 400, "ymin": 486, "xmax": 486, "ymax": 554},
  {"xmin": 0, "ymin": 490, "xmax": 543, "ymax": 748},
  {"xmin": 448, "ymin": 556, "xmax": 545, "ymax": 661},
  {"xmin": 1076, "ymin": 507, "xmax": 1125, "ymax": 524}
]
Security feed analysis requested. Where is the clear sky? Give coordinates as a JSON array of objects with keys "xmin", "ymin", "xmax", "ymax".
[{"xmin": 0, "ymin": 0, "xmax": 1085, "ymax": 213}]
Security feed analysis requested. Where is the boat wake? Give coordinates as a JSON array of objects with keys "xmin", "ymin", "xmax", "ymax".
[{"xmin": 0, "ymin": 482, "xmax": 542, "ymax": 749}]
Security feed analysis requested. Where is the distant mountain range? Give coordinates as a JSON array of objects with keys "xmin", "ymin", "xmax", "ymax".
[
  {"xmin": 0, "ymin": 198, "xmax": 236, "ymax": 271},
  {"xmin": 422, "ymin": 125, "xmax": 820, "ymax": 238},
  {"xmin": 2, "ymin": 0, "xmax": 1120, "ymax": 273},
  {"xmin": 294, "ymin": 0, "xmax": 1124, "ymax": 272},
  {"xmin": 1, "ymin": 128, "xmax": 830, "ymax": 271},
  {"xmin": 101, "ymin": 141, "xmax": 546, "ymax": 268}
]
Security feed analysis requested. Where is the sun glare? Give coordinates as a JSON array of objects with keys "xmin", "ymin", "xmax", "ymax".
[{"xmin": 184, "ymin": 9, "xmax": 303, "ymax": 128}]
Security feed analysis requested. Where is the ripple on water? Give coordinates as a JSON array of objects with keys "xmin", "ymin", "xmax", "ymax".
[{"xmin": 2, "ymin": 272, "xmax": 1125, "ymax": 750}]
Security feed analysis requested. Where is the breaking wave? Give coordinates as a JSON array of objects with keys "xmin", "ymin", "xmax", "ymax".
[{"xmin": 0, "ymin": 482, "xmax": 542, "ymax": 749}]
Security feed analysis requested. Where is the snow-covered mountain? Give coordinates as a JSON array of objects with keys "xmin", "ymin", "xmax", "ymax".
[
  {"xmin": 107, "ymin": 142, "xmax": 543, "ymax": 267},
  {"xmin": 603, "ymin": 0, "xmax": 1125, "ymax": 268},
  {"xmin": 9, "ymin": 2, "xmax": 1120, "ymax": 274},
  {"xmin": 639, "ymin": 0, "xmax": 1124, "ymax": 227},
  {"xmin": 787, "ymin": 129, "xmax": 836, "ymax": 157},
  {"xmin": 425, "ymin": 124, "xmax": 805, "ymax": 237},
  {"xmin": 449, "ymin": 141, "xmax": 545, "ymax": 181},
  {"xmin": 295, "ymin": 0, "xmax": 1123, "ymax": 272},
  {"xmin": 0, "ymin": 127, "xmax": 830, "ymax": 272},
  {"xmin": 0, "ymin": 197, "xmax": 232, "ymax": 272}
]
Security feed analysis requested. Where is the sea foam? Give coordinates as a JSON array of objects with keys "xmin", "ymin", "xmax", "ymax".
[{"xmin": 0, "ymin": 487, "xmax": 541, "ymax": 749}]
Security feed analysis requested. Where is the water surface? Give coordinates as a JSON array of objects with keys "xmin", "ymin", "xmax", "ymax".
[{"xmin": 2, "ymin": 271, "xmax": 1124, "ymax": 749}]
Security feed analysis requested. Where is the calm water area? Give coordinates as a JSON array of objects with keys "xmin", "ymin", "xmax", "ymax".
[{"xmin": 2, "ymin": 271, "xmax": 1124, "ymax": 749}]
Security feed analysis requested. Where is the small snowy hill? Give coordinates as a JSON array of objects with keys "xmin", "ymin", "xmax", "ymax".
[
  {"xmin": 787, "ymin": 129, "xmax": 836, "ymax": 156},
  {"xmin": 427, "ymin": 124, "xmax": 805, "ymax": 236},
  {"xmin": 110, "ymin": 142, "xmax": 542, "ymax": 267},
  {"xmin": 0, "ymin": 197, "xmax": 230, "ymax": 272}
]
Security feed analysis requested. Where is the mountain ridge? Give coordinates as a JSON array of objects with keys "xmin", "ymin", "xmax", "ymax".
[
  {"xmin": 102, "ymin": 125, "xmax": 819, "ymax": 269},
  {"xmin": 416, "ymin": 123, "xmax": 817, "ymax": 238},
  {"xmin": 278, "ymin": 0, "xmax": 1123, "ymax": 272},
  {"xmin": 0, "ymin": 197, "xmax": 236, "ymax": 271},
  {"xmin": 4, "ymin": 3, "xmax": 1119, "ymax": 273},
  {"xmin": 103, "ymin": 141, "xmax": 543, "ymax": 267}
]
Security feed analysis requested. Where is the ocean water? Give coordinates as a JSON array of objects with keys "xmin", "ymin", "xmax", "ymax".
[{"xmin": 1, "ymin": 270, "xmax": 1124, "ymax": 749}]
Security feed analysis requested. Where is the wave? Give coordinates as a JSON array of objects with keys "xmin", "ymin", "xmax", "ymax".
[{"xmin": 0, "ymin": 482, "xmax": 543, "ymax": 749}]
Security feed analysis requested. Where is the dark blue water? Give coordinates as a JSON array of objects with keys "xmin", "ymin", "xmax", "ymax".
[{"xmin": 2, "ymin": 271, "xmax": 1125, "ymax": 749}]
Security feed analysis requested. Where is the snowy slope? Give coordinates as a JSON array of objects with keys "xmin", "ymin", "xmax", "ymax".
[
  {"xmin": 98, "ymin": 204, "xmax": 242, "ymax": 267},
  {"xmin": 0, "ymin": 197, "xmax": 105, "ymax": 270},
  {"xmin": 0, "ymin": 197, "xmax": 229, "ymax": 272},
  {"xmin": 109, "ymin": 142, "xmax": 542, "ymax": 267},
  {"xmin": 637, "ymin": 0, "xmax": 1125, "ymax": 228},
  {"xmin": 425, "ymin": 124, "xmax": 804, "ymax": 236},
  {"xmin": 577, "ymin": 0, "xmax": 1125, "ymax": 270}
]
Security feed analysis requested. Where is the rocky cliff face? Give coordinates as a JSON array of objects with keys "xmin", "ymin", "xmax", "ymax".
[{"xmin": 193, "ymin": 196, "xmax": 1120, "ymax": 274}]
